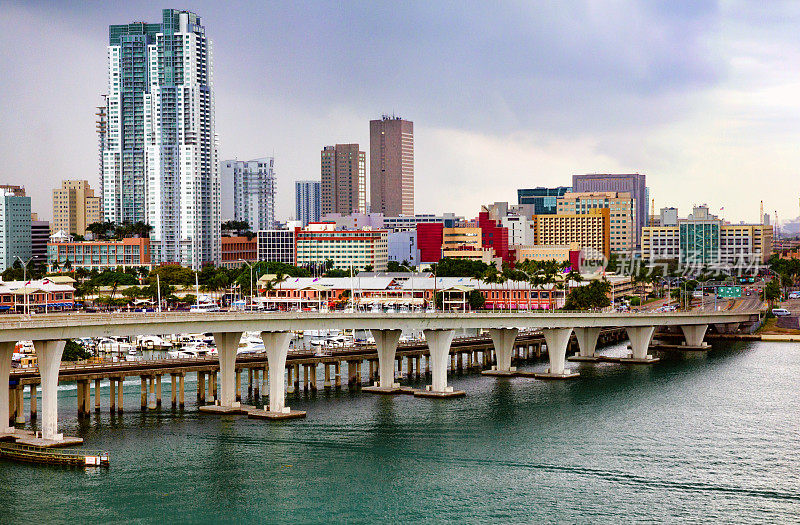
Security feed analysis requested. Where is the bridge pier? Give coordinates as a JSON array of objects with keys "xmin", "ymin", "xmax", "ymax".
[
  {"xmin": 14, "ymin": 385, "xmax": 24, "ymax": 424},
  {"xmin": 364, "ymin": 329, "xmax": 406, "ymax": 394},
  {"xmin": 535, "ymin": 328, "xmax": 579, "ymax": 379},
  {"xmin": 621, "ymin": 326, "xmax": 659, "ymax": 363},
  {"xmin": 34, "ymin": 339, "xmax": 68, "ymax": 442},
  {"xmin": 170, "ymin": 374, "xmax": 176, "ymax": 408},
  {"xmin": 1, "ymin": 341, "xmax": 14, "ymax": 434},
  {"xmin": 483, "ymin": 328, "xmax": 519, "ymax": 376},
  {"xmin": 253, "ymin": 331, "xmax": 305, "ymax": 419},
  {"xmin": 30, "ymin": 384, "xmax": 37, "ymax": 420},
  {"xmin": 334, "ymin": 362, "xmax": 341, "ymax": 388},
  {"xmin": 569, "ymin": 327, "xmax": 602, "ymax": 362},
  {"xmin": 178, "ymin": 373, "xmax": 185, "ymax": 408},
  {"xmin": 147, "ymin": 376, "xmax": 156, "ymax": 410},
  {"xmin": 416, "ymin": 329, "xmax": 464, "ymax": 398},
  {"xmin": 211, "ymin": 331, "xmax": 242, "ymax": 409},
  {"xmin": 680, "ymin": 324, "xmax": 709, "ymax": 348},
  {"xmin": 117, "ymin": 377, "xmax": 125, "ymax": 413},
  {"xmin": 235, "ymin": 370, "xmax": 242, "ymax": 401}
]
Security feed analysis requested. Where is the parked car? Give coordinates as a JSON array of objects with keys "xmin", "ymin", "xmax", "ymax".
[
  {"xmin": 772, "ymin": 308, "xmax": 792, "ymax": 317},
  {"xmin": 788, "ymin": 292, "xmax": 800, "ymax": 299}
]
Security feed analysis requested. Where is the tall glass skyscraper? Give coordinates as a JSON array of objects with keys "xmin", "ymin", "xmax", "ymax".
[{"xmin": 102, "ymin": 9, "xmax": 220, "ymax": 268}]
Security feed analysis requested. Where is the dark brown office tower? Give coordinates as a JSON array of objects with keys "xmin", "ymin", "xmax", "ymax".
[
  {"xmin": 320, "ymin": 144, "xmax": 366, "ymax": 216},
  {"xmin": 370, "ymin": 116, "xmax": 414, "ymax": 216}
]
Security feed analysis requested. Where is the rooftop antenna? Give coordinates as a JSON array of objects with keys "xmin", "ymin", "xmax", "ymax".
[{"xmin": 760, "ymin": 200, "xmax": 764, "ymax": 224}]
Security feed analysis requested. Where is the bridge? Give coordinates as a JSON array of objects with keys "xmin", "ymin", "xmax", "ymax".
[{"xmin": 0, "ymin": 310, "xmax": 756, "ymax": 444}]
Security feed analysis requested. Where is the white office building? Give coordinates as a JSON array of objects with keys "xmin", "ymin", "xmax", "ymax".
[
  {"xmin": 221, "ymin": 158, "xmax": 276, "ymax": 230},
  {"xmin": 295, "ymin": 180, "xmax": 321, "ymax": 227},
  {"xmin": 103, "ymin": 9, "xmax": 220, "ymax": 268}
]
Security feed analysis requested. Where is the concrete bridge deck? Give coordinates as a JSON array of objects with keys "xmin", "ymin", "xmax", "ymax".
[{"xmin": 1, "ymin": 310, "xmax": 757, "ymax": 445}]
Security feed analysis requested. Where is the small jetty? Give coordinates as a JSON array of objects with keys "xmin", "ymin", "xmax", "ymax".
[{"xmin": 0, "ymin": 442, "xmax": 109, "ymax": 468}]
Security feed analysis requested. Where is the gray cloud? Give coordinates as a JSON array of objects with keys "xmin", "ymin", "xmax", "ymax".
[{"xmin": 1, "ymin": 1, "xmax": 798, "ymax": 224}]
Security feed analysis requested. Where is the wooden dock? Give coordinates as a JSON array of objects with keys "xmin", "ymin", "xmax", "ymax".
[{"xmin": 0, "ymin": 442, "xmax": 108, "ymax": 467}]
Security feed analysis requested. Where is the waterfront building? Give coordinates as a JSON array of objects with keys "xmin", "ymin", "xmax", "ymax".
[
  {"xmin": 572, "ymin": 174, "xmax": 647, "ymax": 248},
  {"xmin": 220, "ymin": 158, "xmax": 276, "ymax": 230},
  {"xmin": 51, "ymin": 180, "xmax": 102, "ymax": 236},
  {"xmin": 31, "ymin": 217, "xmax": 50, "ymax": 266},
  {"xmin": 388, "ymin": 230, "xmax": 418, "ymax": 266},
  {"xmin": 0, "ymin": 191, "xmax": 31, "ymax": 272},
  {"xmin": 557, "ymin": 191, "xmax": 635, "ymax": 254},
  {"xmin": 517, "ymin": 187, "xmax": 570, "ymax": 215},
  {"xmin": 295, "ymin": 180, "xmax": 321, "ymax": 227},
  {"xmin": 47, "ymin": 237, "xmax": 151, "ymax": 271},
  {"xmin": 0, "ymin": 278, "xmax": 75, "ymax": 312},
  {"xmin": 532, "ymin": 209, "xmax": 610, "ymax": 261},
  {"xmin": 256, "ymin": 275, "xmax": 567, "ymax": 311},
  {"xmin": 641, "ymin": 206, "xmax": 773, "ymax": 268},
  {"xmin": 321, "ymin": 144, "xmax": 366, "ymax": 216},
  {"xmin": 514, "ymin": 243, "xmax": 579, "ymax": 264},
  {"xmin": 220, "ymin": 236, "xmax": 257, "ymax": 269},
  {"xmin": 103, "ymin": 9, "xmax": 220, "ymax": 268},
  {"xmin": 295, "ymin": 223, "xmax": 388, "ymax": 271},
  {"xmin": 370, "ymin": 116, "xmax": 414, "ymax": 216},
  {"xmin": 257, "ymin": 229, "xmax": 295, "ymax": 264}
]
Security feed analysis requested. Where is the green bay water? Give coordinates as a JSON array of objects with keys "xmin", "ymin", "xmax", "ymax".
[{"xmin": 2, "ymin": 340, "xmax": 800, "ymax": 523}]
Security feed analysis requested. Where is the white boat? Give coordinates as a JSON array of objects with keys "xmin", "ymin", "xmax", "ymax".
[
  {"xmin": 137, "ymin": 335, "xmax": 172, "ymax": 348},
  {"xmin": 190, "ymin": 302, "xmax": 221, "ymax": 313},
  {"xmin": 237, "ymin": 335, "xmax": 264, "ymax": 354}
]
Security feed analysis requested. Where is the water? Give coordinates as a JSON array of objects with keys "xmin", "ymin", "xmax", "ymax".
[{"xmin": 2, "ymin": 340, "xmax": 799, "ymax": 523}]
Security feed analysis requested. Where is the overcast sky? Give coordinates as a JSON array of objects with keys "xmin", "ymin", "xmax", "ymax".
[{"xmin": 2, "ymin": 1, "xmax": 799, "ymax": 227}]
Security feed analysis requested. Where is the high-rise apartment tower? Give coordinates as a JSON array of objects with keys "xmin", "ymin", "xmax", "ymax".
[
  {"xmin": 295, "ymin": 180, "xmax": 321, "ymax": 227},
  {"xmin": 102, "ymin": 9, "xmax": 220, "ymax": 268},
  {"xmin": 320, "ymin": 144, "xmax": 366, "ymax": 216},
  {"xmin": 220, "ymin": 158, "xmax": 276, "ymax": 231},
  {"xmin": 370, "ymin": 116, "xmax": 414, "ymax": 216}
]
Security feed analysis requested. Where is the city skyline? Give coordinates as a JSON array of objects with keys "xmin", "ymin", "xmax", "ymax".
[{"xmin": 2, "ymin": 2, "xmax": 800, "ymax": 228}]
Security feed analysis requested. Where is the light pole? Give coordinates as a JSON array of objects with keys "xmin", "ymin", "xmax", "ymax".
[
  {"xmin": 399, "ymin": 264, "xmax": 416, "ymax": 310},
  {"xmin": 238, "ymin": 259, "xmax": 254, "ymax": 306},
  {"xmin": 16, "ymin": 256, "xmax": 33, "ymax": 315}
]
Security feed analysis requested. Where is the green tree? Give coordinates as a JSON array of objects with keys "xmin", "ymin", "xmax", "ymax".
[
  {"xmin": 468, "ymin": 289, "xmax": 485, "ymax": 310},
  {"xmin": 563, "ymin": 279, "xmax": 611, "ymax": 310},
  {"xmin": 763, "ymin": 279, "xmax": 781, "ymax": 306},
  {"xmin": 63, "ymin": 340, "xmax": 91, "ymax": 361}
]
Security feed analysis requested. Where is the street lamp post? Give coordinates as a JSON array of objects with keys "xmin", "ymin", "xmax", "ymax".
[
  {"xmin": 16, "ymin": 256, "xmax": 33, "ymax": 315},
  {"xmin": 238, "ymin": 259, "xmax": 254, "ymax": 306}
]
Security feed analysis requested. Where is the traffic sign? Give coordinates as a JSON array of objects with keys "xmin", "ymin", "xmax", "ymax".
[{"xmin": 717, "ymin": 286, "xmax": 742, "ymax": 298}]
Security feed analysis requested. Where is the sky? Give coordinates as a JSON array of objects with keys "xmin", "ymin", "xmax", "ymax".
[{"xmin": 1, "ymin": 1, "xmax": 799, "ymax": 229}]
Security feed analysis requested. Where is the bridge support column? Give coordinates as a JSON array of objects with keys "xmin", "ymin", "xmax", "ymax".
[
  {"xmin": 15, "ymin": 385, "xmax": 24, "ymax": 424},
  {"xmin": 621, "ymin": 326, "xmax": 659, "ymax": 363},
  {"xmin": 324, "ymin": 364, "xmax": 331, "ymax": 388},
  {"xmin": 416, "ymin": 330, "xmax": 464, "ymax": 398},
  {"xmin": 170, "ymin": 374, "xmax": 176, "ymax": 408},
  {"xmin": 680, "ymin": 325, "xmax": 709, "ymax": 348},
  {"xmin": 155, "ymin": 375, "xmax": 162, "ymax": 407},
  {"xmin": 334, "ymin": 362, "xmax": 341, "ymax": 388},
  {"xmin": 235, "ymin": 370, "xmax": 242, "ymax": 401},
  {"xmin": 535, "ymin": 329, "xmax": 579, "ymax": 379},
  {"xmin": 33, "ymin": 340, "xmax": 66, "ymax": 442},
  {"xmin": 117, "ymin": 377, "xmax": 125, "ymax": 413},
  {"xmin": 30, "ymin": 384, "xmax": 37, "ymax": 420},
  {"xmin": 0, "ymin": 341, "xmax": 14, "ymax": 434},
  {"xmin": 212, "ymin": 332, "xmax": 242, "ymax": 409},
  {"xmin": 483, "ymin": 328, "xmax": 519, "ymax": 376},
  {"xmin": 254, "ymin": 331, "xmax": 305, "ymax": 419},
  {"xmin": 178, "ymin": 373, "xmax": 185, "ymax": 408},
  {"xmin": 95, "ymin": 379, "xmax": 101, "ymax": 412},
  {"xmin": 147, "ymin": 376, "xmax": 156, "ymax": 410},
  {"xmin": 284, "ymin": 367, "xmax": 291, "ymax": 394},
  {"xmin": 110, "ymin": 379, "xmax": 117, "ymax": 413},
  {"xmin": 364, "ymin": 329, "xmax": 405, "ymax": 394},
  {"xmin": 569, "ymin": 327, "xmax": 602, "ymax": 362},
  {"xmin": 247, "ymin": 368, "xmax": 253, "ymax": 396}
]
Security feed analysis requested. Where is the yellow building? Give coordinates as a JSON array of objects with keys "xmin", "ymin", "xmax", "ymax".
[
  {"xmin": 52, "ymin": 180, "xmax": 101, "ymax": 236},
  {"xmin": 557, "ymin": 191, "xmax": 634, "ymax": 254},
  {"xmin": 514, "ymin": 243, "xmax": 578, "ymax": 263},
  {"xmin": 533, "ymin": 209, "xmax": 610, "ymax": 260}
]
